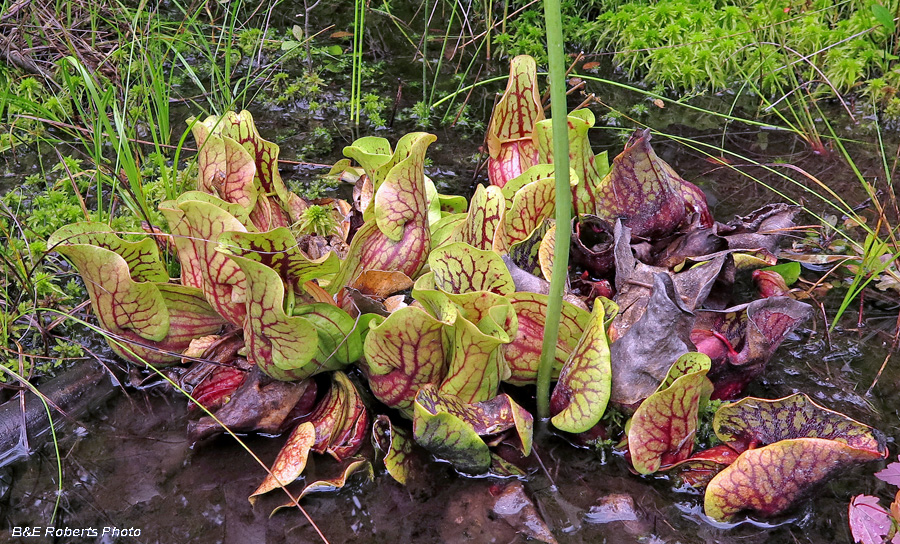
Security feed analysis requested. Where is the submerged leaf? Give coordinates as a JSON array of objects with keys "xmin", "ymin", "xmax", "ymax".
[
  {"xmin": 849, "ymin": 495, "xmax": 892, "ymax": 544},
  {"xmin": 297, "ymin": 458, "xmax": 373, "ymax": 499},
  {"xmin": 269, "ymin": 458, "xmax": 375, "ymax": 515},
  {"xmin": 664, "ymin": 444, "xmax": 741, "ymax": 489},
  {"xmin": 875, "ymin": 461, "xmax": 900, "ymax": 486},
  {"xmin": 717, "ymin": 203, "xmax": 800, "ymax": 253},
  {"xmin": 373, "ymin": 415, "xmax": 421, "ymax": 485},
  {"xmin": 188, "ymin": 369, "xmax": 314, "ymax": 441},
  {"xmin": 492, "ymin": 481, "xmax": 559, "ymax": 544}
]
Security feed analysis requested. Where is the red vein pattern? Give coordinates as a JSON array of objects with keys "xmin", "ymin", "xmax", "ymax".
[
  {"xmin": 178, "ymin": 199, "xmax": 249, "ymax": 327},
  {"xmin": 550, "ymin": 302, "xmax": 612, "ymax": 434},
  {"xmin": 227, "ymin": 254, "xmax": 325, "ymax": 381},
  {"xmin": 439, "ymin": 300, "xmax": 516, "ymax": 404},
  {"xmin": 192, "ymin": 111, "xmax": 293, "ymax": 229},
  {"xmin": 412, "ymin": 385, "xmax": 533, "ymax": 474},
  {"xmin": 628, "ymin": 362, "xmax": 711, "ymax": 474},
  {"xmin": 218, "ymin": 227, "xmax": 340, "ymax": 287},
  {"xmin": 503, "ymin": 293, "xmax": 591, "ymax": 386},
  {"xmin": 533, "ymin": 109, "xmax": 609, "ymax": 216},
  {"xmin": 460, "ymin": 184, "xmax": 505, "ymax": 251},
  {"xmin": 372, "ymin": 415, "xmax": 418, "ymax": 485},
  {"xmin": 705, "ymin": 438, "xmax": 885, "ymax": 521},
  {"xmin": 330, "ymin": 134, "xmax": 435, "ymax": 293},
  {"xmin": 486, "ymin": 56, "xmax": 544, "ymax": 188},
  {"xmin": 429, "ymin": 243, "xmax": 515, "ymax": 296},
  {"xmin": 713, "ymin": 393, "xmax": 888, "ymax": 454},
  {"xmin": 55, "ymin": 244, "xmax": 223, "ymax": 366},
  {"xmin": 500, "ymin": 174, "xmax": 556, "ymax": 251},
  {"xmin": 364, "ymin": 306, "xmax": 448, "ymax": 416},
  {"xmin": 303, "ymin": 371, "xmax": 369, "ymax": 461}
]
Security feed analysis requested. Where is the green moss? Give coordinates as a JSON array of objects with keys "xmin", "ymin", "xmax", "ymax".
[
  {"xmin": 294, "ymin": 204, "xmax": 339, "ymax": 237},
  {"xmin": 500, "ymin": 0, "xmax": 899, "ymax": 97}
]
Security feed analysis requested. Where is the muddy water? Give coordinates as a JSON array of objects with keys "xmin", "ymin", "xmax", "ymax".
[{"xmin": 0, "ymin": 328, "xmax": 895, "ymax": 544}]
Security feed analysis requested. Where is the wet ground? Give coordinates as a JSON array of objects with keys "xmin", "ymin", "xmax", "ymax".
[{"xmin": 1, "ymin": 321, "xmax": 896, "ymax": 544}]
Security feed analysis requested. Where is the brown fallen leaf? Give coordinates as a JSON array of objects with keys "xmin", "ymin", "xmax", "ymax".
[
  {"xmin": 611, "ymin": 221, "xmax": 726, "ymax": 339},
  {"xmin": 492, "ymin": 481, "xmax": 558, "ymax": 544},
  {"xmin": 609, "ymin": 273, "xmax": 694, "ymax": 406},
  {"xmin": 350, "ymin": 269, "xmax": 414, "ymax": 298},
  {"xmin": 270, "ymin": 458, "xmax": 374, "ymax": 515},
  {"xmin": 188, "ymin": 368, "xmax": 313, "ymax": 441},
  {"xmin": 249, "ymin": 421, "xmax": 316, "ymax": 504}
]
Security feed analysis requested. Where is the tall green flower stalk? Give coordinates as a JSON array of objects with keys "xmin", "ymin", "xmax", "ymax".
[
  {"xmin": 536, "ymin": 0, "xmax": 571, "ymax": 419},
  {"xmin": 351, "ymin": 0, "xmax": 367, "ymax": 125}
]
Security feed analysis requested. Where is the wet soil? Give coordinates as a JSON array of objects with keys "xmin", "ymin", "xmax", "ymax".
[{"xmin": 1, "ymin": 320, "xmax": 896, "ymax": 544}]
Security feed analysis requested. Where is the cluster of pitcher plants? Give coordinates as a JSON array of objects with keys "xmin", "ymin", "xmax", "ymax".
[{"xmin": 49, "ymin": 56, "xmax": 889, "ymax": 531}]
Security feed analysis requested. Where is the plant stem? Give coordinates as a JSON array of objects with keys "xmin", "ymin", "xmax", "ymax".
[
  {"xmin": 536, "ymin": 0, "xmax": 570, "ymax": 420},
  {"xmin": 351, "ymin": 0, "xmax": 366, "ymax": 125}
]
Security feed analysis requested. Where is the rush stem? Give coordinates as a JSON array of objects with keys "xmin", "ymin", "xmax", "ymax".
[{"xmin": 536, "ymin": 0, "xmax": 572, "ymax": 420}]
